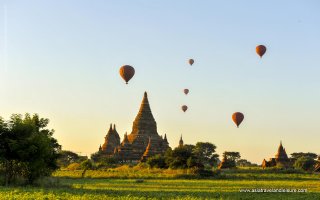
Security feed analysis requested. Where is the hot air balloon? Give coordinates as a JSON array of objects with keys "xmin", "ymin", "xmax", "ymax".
[
  {"xmin": 182, "ymin": 105, "xmax": 188, "ymax": 112},
  {"xmin": 232, "ymin": 112, "xmax": 244, "ymax": 128},
  {"xmin": 188, "ymin": 59, "xmax": 194, "ymax": 66},
  {"xmin": 183, "ymin": 89, "xmax": 189, "ymax": 95},
  {"xmin": 256, "ymin": 45, "xmax": 266, "ymax": 58},
  {"xmin": 119, "ymin": 65, "xmax": 135, "ymax": 84}
]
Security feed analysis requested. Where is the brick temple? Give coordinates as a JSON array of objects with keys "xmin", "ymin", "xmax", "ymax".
[
  {"xmin": 262, "ymin": 141, "xmax": 293, "ymax": 168},
  {"xmin": 98, "ymin": 92, "xmax": 171, "ymax": 162}
]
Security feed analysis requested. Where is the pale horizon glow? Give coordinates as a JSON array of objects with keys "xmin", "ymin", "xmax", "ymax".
[{"xmin": 0, "ymin": 1, "xmax": 319, "ymax": 163}]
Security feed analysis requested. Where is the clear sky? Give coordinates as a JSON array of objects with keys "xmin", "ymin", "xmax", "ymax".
[{"xmin": 0, "ymin": 0, "xmax": 319, "ymax": 163}]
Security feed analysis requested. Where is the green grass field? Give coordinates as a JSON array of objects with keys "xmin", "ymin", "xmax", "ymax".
[{"xmin": 0, "ymin": 168, "xmax": 319, "ymax": 199}]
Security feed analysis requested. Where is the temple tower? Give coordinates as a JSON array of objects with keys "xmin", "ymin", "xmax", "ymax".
[
  {"xmin": 121, "ymin": 92, "xmax": 170, "ymax": 161},
  {"xmin": 128, "ymin": 92, "xmax": 158, "ymax": 142},
  {"xmin": 261, "ymin": 141, "xmax": 292, "ymax": 168},
  {"xmin": 179, "ymin": 134, "xmax": 184, "ymax": 147},
  {"xmin": 275, "ymin": 141, "xmax": 289, "ymax": 161},
  {"xmin": 99, "ymin": 92, "xmax": 171, "ymax": 162},
  {"xmin": 101, "ymin": 124, "xmax": 120, "ymax": 155}
]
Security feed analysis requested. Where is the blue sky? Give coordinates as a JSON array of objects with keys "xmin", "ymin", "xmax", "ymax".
[{"xmin": 0, "ymin": 0, "xmax": 319, "ymax": 163}]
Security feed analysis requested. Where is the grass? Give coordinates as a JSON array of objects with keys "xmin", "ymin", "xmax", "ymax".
[{"xmin": 0, "ymin": 167, "xmax": 319, "ymax": 199}]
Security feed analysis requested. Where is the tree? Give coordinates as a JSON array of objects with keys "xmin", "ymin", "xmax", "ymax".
[
  {"xmin": 223, "ymin": 152, "xmax": 241, "ymax": 162},
  {"xmin": 80, "ymin": 159, "xmax": 94, "ymax": 178},
  {"xmin": 0, "ymin": 114, "xmax": 61, "ymax": 185},
  {"xmin": 294, "ymin": 156, "xmax": 317, "ymax": 171},
  {"xmin": 291, "ymin": 152, "xmax": 318, "ymax": 160},
  {"xmin": 192, "ymin": 142, "xmax": 219, "ymax": 167},
  {"xmin": 219, "ymin": 152, "xmax": 241, "ymax": 169},
  {"xmin": 165, "ymin": 145, "xmax": 194, "ymax": 169}
]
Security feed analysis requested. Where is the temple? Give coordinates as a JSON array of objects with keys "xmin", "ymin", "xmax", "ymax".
[
  {"xmin": 262, "ymin": 141, "xmax": 292, "ymax": 168},
  {"xmin": 98, "ymin": 92, "xmax": 171, "ymax": 162}
]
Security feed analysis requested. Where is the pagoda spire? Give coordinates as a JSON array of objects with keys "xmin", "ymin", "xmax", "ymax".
[
  {"xmin": 109, "ymin": 123, "xmax": 112, "ymax": 132},
  {"xmin": 99, "ymin": 145, "xmax": 102, "ymax": 152},
  {"xmin": 179, "ymin": 134, "xmax": 184, "ymax": 147},
  {"xmin": 278, "ymin": 141, "xmax": 284, "ymax": 152},
  {"xmin": 130, "ymin": 91, "xmax": 157, "ymax": 139},
  {"xmin": 275, "ymin": 141, "xmax": 288, "ymax": 160},
  {"xmin": 137, "ymin": 92, "xmax": 153, "ymax": 116}
]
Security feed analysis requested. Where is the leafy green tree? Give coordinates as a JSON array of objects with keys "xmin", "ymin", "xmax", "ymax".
[
  {"xmin": 192, "ymin": 142, "xmax": 219, "ymax": 167},
  {"xmin": 0, "ymin": 114, "xmax": 61, "ymax": 185},
  {"xmin": 165, "ymin": 146, "xmax": 194, "ymax": 169},
  {"xmin": 165, "ymin": 143, "xmax": 219, "ymax": 169},
  {"xmin": 291, "ymin": 152, "xmax": 318, "ymax": 160},
  {"xmin": 294, "ymin": 156, "xmax": 317, "ymax": 171},
  {"xmin": 223, "ymin": 152, "xmax": 240, "ymax": 162},
  {"xmin": 80, "ymin": 159, "xmax": 94, "ymax": 170},
  {"xmin": 187, "ymin": 156, "xmax": 204, "ymax": 169},
  {"xmin": 219, "ymin": 152, "xmax": 241, "ymax": 169},
  {"xmin": 80, "ymin": 159, "xmax": 94, "ymax": 178}
]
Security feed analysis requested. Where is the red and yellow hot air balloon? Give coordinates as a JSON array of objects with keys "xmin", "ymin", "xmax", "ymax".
[
  {"xmin": 119, "ymin": 65, "xmax": 135, "ymax": 84},
  {"xmin": 188, "ymin": 59, "xmax": 194, "ymax": 66},
  {"xmin": 256, "ymin": 45, "xmax": 267, "ymax": 58},
  {"xmin": 232, "ymin": 112, "xmax": 244, "ymax": 128},
  {"xmin": 183, "ymin": 89, "xmax": 189, "ymax": 95},
  {"xmin": 182, "ymin": 105, "xmax": 188, "ymax": 112}
]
